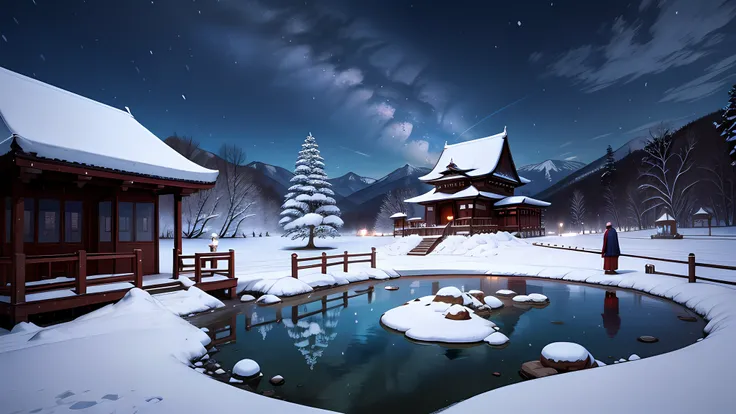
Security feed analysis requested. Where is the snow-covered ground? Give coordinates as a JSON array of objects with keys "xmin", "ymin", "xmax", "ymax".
[{"xmin": 3, "ymin": 231, "xmax": 736, "ymax": 413}]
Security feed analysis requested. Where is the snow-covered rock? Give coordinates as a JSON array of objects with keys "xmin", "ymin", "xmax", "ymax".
[
  {"xmin": 512, "ymin": 295, "xmax": 531, "ymax": 302},
  {"xmin": 483, "ymin": 296, "xmax": 504, "ymax": 309},
  {"xmin": 512, "ymin": 293, "xmax": 549, "ymax": 304},
  {"xmin": 540, "ymin": 342, "xmax": 596, "ymax": 372},
  {"xmin": 256, "ymin": 294, "xmax": 282, "ymax": 305},
  {"xmin": 270, "ymin": 375, "xmax": 285, "ymax": 386},
  {"xmin": 628, "ymin": 354, "xmax": 641, "ymax": 361},
  {"xmin": 381, "ymin": 295, "xmax": 497, "ymax": 343},
  {"xmin": 153, "ymin": 287, "xmax": 225, "ymax": 316},
  {"xmin": 240, "ymin": 277, "xmax": 313, "ymax": 297},
  {"xmin": 495, "ymin": 289, "xmax": 516, "ymax": 297},
  {"xmin": 232, "ymin": 359, "xmax": 261, "ymax": 378},
  {"xmin": 444, "ymin": 304, "xmax": 472, "ymax": 320},
  {"xmin": 434, "ymin": 286, "xmax": 464, "ymax": 305},
  {"xmin": 484, "ymin": 332, "xmax": 510, "ymax": 346},
  {"xmin": 240, "ymin": 294, "xmax": 256, "ymax": 303},
  {"xmin": 380, "ymin": 235, "xmax": 423, "ymax": 256}
]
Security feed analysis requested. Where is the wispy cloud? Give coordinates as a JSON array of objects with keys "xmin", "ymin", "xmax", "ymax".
[
  {"xmin": 564, "ymin": 156, "xmax": 578, "ymax": 161},
  {"xmin": 528, "ymin": 51, "xmax": 544, "ymax": 63},
  {"xmin": 559, "ymin": 152, "xmax": 573, "ymax": 158},
  {"xmin": 560, "ymin": 141, "xmax": 573, "ymax": 148},
  {"xmin": 589, "ymin": 132, "xmax": 613, "ymax": 141},
  {"xmin": 548, "ymin": 0, "xmax": 736, "ymax": 93},
  {"xmin": 659, "ymin": 53, "xmax": 736, "ymax": 103},
  {"xmin": 338, "ymin": 146, "xmax": 371, "ymax": 157},
  {"xmin": 624, "ymin": 113, "xmax": 698, "ymax": 135}
]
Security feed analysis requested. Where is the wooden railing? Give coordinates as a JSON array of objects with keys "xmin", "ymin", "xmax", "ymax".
[
  {"xmin": 290, "ymin": 248, "xmax": 376, "ymax": 279},
  {"xmin": 6, "ymin": 250, "xmax": 143, "ymax": 304},
  {"xmin": 532, "ymin": 242, "xmax": 736, "ymax": 286},
  {"xmin": 176, "ymin": 249, "xmax": 235, "ymax": 284}
]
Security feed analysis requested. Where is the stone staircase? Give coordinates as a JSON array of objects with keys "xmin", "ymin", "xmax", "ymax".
[{"xmin": 408, "ymin": 236, "xmax": 444, "ymax": 256}]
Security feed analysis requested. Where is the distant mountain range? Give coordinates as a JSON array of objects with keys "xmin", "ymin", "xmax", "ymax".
[{"xmin": 516, "ymin": 159, "xmax": 586, "ymax": 196}]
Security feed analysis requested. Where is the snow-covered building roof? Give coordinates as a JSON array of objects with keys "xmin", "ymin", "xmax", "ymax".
[
  {"xmin": 655, "ymin": 213, "xmax": 676, "ymax": 222},
  {"xmin": 694, "ymin": 208, "xmax": 711, "ymax": 216},
  {"xmin": 419, "ymin": 129, "xmax": 520, "ymax": 183},
  {"xmin": 0, "ymin": 66, "xmax": 218, "ymax": 183},
  {"xmin": 389, "ymin": 212, "xmax": 408, "ymax": 219},
  {"xmin": 405, "ymin": 186, "xmax": 505, "ymax": 204},
  {"xmin": 494, "ymin": 196, "xmax": 551, "ymax": 208},
  {"xmin": 407, "ymin": 217, "xmax": 423, "ymax": 222}
]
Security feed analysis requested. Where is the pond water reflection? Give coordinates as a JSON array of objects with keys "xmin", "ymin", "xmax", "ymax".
[{"xmin": 193, "ymin": 277, "xmax": 705, "ymax": 414}]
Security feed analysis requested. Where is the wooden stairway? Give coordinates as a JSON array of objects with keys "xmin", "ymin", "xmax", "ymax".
[{"xmin": 408, "ymin": 236, "xmax": 443, "ymax": 256}]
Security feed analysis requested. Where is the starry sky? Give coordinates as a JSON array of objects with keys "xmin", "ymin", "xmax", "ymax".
[{"xmin": 1, "ymin": 0, "xmax": 736, "ymax": 179}]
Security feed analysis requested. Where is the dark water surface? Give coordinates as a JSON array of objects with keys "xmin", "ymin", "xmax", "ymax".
[{"xmin": 194, "ymin": 277, "xmax": 705, "ymax": 414}]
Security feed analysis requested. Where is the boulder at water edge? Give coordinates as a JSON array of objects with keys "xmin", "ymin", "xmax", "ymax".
[
  {"xmin": 433, "ymin": 286, "xmax": 464, "ymax": 305},
  {"xmin": 540, "ymin": 342, "xmax": 596, "ymax": 372},
  {"xmin": 232, "ymin": 359, "xmax": 261, "ymax": 379},
  {"xmin": 521, "ymin": 360, "xmax": 559, "ymax": 379}
]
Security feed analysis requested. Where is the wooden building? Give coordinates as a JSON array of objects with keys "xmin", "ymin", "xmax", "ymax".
[
  {"xmin": 0, "ymin": 66, "xmax": 235, "ymax": 327},
  {"xmin": 403, "ymin": 128, "xmax": 550, "ymax": 243}
]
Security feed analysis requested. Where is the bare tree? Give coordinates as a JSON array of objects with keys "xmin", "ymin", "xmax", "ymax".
[
  {"xmin": 625, "ymin": 185, "xmax": 644, "ymax": 230},
  {"xmin": 569, "ymin": 190, "xmax": 586, "ymax": 233},
  {"xmin": 165, "ymin": 134, "xmax": 208, "ymax": 165},
  {"xmin": 182, "ymin": 188, "xmax": 221, "ymax": 238},
  {"xmin": 638, "ymin": 126, "xmax": 699, "ymax": 224},
  {"xmin": 603, "ymin": 187, "xmax": 622, "ymax": 228},
  {"xmin": 374, "ymin": 188, "xmax": 418, "ymax": 232},
  {"xmin": 701, "ymin": 161, "xmax": 735, "ymax": 226},
  {"xmin": 216, "ymin": 144, "xmax": 258, "ymax": 238}
]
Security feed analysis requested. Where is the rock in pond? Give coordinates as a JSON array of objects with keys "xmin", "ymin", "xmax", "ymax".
[
  {"xmin": 384, "ymin": 286, "xmax": 399, "ymax": 291},
  {"xmin": 495, "ymin": 289, "xmax": 516, "ymax": 297},
  {"xmin": 484, "ymin": 332, "xmax": 510, "ymax": 346},
  {"xmin": 483, "ymin": 295, "xmax": 504, "ymax": 309},
  {"xmin": 540, "ymin": 342, "xmax": 596, "ymax": 372},
  {"xmin": 270, "ymin": 375, "xmax": 285, "ymax": 386},
  {"xmin": 468, "ymin": 290, "xmax": 485, "ymax": 303},
  {"xmin": 637, "ymin": 335, "xmax": 659, "ymax": 343},
  {"xmin": 677, "ymin": 315, "xmax": 697, "ymax": 322},
  {"xmin": 256, "ymin": 294, "xmax": 281, "ymax": 305},
  {"xmin": 444, "ymin": 304, "xmax": 472, "ymax": 321},
  {"xmin": 232, "ymin": 359, "xmax": 261, "ymax": 379},
  {"xmin": 521, "ymin": 360, "xmax": 558, "ymax": 379},
  {"xmin": 433, "ymin": 286, "xmax": 464, "ymax": 305},
  {"xmin": 240, "ymin": 294, "xmax": 256, "ymax": 303}
]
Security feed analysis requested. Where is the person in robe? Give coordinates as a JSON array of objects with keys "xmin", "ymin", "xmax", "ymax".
[
  {"xmin": 601, "ymin": 222, "xmax": 620, "ymax": 274},
  {"xmin": 208, "ymin": 233, "xmax": 219, "ymax": 252}
]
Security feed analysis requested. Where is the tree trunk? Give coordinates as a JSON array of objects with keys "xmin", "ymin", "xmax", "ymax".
[{"xmin": 306, "ymin": 226, "xmax": 316, "ymax": 249}]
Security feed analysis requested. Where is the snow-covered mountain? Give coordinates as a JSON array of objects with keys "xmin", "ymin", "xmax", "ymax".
[
  {"xmin": 328, "ymin": 172, "xmax": 376, "ymax": 197},
  {"xmin": 246, "ymin": 161, "xmax": 295, "ymax": 190},
  {"xmin": 517, "ymin": 159, "xmax": 586, "ymax": 196}
]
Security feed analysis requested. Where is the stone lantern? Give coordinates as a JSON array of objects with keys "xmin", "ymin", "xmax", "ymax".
[{"xmin": 693, "ymin": 208, "xmax": 712, "ymax": 236}]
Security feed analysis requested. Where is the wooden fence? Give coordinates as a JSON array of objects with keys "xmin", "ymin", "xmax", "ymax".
[
  {"xmin": 290, "ymin": 248, "xmax": 376, "ymax": 279},
  {"xmin": 175, "ymin": 249, "xmax": 235, "ymax": 283},
  {"xmin": 2, "ymin": 250, "xmax": 143, "ymax": 304},
  {"xmin": 532, "ymin": 242, "xmax": 736, "ymax": 286}
]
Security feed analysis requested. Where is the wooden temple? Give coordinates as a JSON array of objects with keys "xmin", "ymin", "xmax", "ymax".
[
  {"xmin": 402, "ymin": 128, "xmax": 550, "ymax": 241},
  {"xmin": 0, "ymin": 66, "xmax": 236, "ymax": 327}
]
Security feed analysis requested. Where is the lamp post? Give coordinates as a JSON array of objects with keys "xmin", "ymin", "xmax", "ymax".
[{"xmin": 558, "ymin": 222, "xmax": 563, "ymax": 236}]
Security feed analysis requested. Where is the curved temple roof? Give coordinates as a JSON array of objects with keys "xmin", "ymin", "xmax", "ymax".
[
  {"xmin": 0, "ymin": 66, "xmax": 218, "ymax": 183},
  {"xmin": 419, "ymin": 130, "xmax": 508, "ymax": 182}
]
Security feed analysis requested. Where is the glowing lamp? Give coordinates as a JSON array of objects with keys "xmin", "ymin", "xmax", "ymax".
[
  {"xmin": 559, "ymin": 222, "xmax": 563, "ymax": 227},
  {"xmin": 358, "ymin": 229, "xmax": 368, "ymax": 236},
  {"xmin": 446, "ymin": 215, "xmax": 454, "ymax": 221}
]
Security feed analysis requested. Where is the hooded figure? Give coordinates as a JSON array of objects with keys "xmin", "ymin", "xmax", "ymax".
[{"xmin": 601, "ymin": 222, "xmax": 620, "ymax": 274}]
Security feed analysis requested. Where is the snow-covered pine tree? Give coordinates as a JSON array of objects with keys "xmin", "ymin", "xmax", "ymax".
[
  {"xmin": 716, "ymin": 84, "xmax": 736, "ymax": 165},
  {"xmin": 601, "ymin": 145, "xmax": 616, "ymax": 186},
  {"xmin": 280, "ymin": 133, "xmax": 343, "ymax": 248}
]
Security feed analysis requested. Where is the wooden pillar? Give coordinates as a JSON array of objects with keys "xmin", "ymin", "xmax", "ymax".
[
  {"xmin": 321, "ymin": 252, "xmax": 327, "ymax": 274},
  {"xmin": 76, "ymin": 250, "xmax": 87, "ymax": 295},
  {"xmin": 688, "ymin": 253, "xmax": 696, "ymax": 283},
  {"xmin": 10, "ymin": 184, "xmax": 25, "ymax": 306},
  {"xmin": 153, "ymin": 194, "xmax": 160, "ymax": 274},
  {"xmin": 173, "ymin": 194, "xmax": 182, "ymax": 279},
  {"xmin": 134, "ymin": 249, "xmax": 143, "ymax": 288},
  {"xmin": 708, "ymin": 217, "xmax": 712, "ymax": 237},
  {"xmin": 343, "ymin": 251, "xmax": 349, "ymax": 273},
  {"xmin": 0, "ymin": 196, "xmax": 5, "ymax": 257},
  {"xmin": 291, "ymin": 253, "xmax": 298, "ymax": 278},
  {"xmin": 370, "ymin": 247, "xmax": 376, "ymax": 268}
]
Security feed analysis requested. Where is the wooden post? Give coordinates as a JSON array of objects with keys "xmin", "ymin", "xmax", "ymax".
[
  {"xmin": 688, "ymin": 253, "xmax": 696, "ymax": 283},
  {"xmin": 76, "ymin": 250, "xmax": 87, "ymax": 295},
  {"xmin": 228, "ymin": 249, "xmax": 235, "ymax": 278},
  {"xmin": 11, "ymin": 253, "xmax": 25, "ymax": 305},
  {"xmin": 367, "ymin": 286, "xmax": 374, "ymax": 304},
  {"xmin": 291, "ymin": 306, "xmax": 298, "ymax": 324},
  {"xmin": 276, "ymin": 308, "xmax": 282, "ymax": 322},
  {"xmin": 343, "ymin": 251, "xmax": 349, "ymax": 273},
  {"xmin": 291, "ymin": 253, "xmax": 298, "ymax": 278},
  {"xmin": 343, "ymin": 291, "xmax": 348, "ymax": 308},
  {"xmin": 321, "ymin": 295, "xmax": 327, "ymax": 313},
  {"xmin": 321, "ymin": 252, "xmax": 327, "ymax": 274},
  {"xmin": 370, "ymin": 247, "xmax": 376, "ymax": 268},
  {"xmin": 194, "ymin": 253, "xmax": 202, "ymax": 284},
  {"xmin": 173, "ymin": 194, "xmax": 183, "ymax": 279},
  {"xmin": 10, "ymin": 187, "xmax": 25, "ymax": 305},
  {"xmin": 134, "ymin": 249, "xmax": 143, "ymax": 288},
  {"xmin": 245, "ymin": 315, "xmax": 252, "ymax": 331},
  {"xmin": 708, "ymin": 217, "xmax": 712, "ymax": 237}
]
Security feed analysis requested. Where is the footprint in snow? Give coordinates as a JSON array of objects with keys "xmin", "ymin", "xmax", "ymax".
[
  {"xmin": 56, "ymin": 391, "xmax": 75, "ymax": 399},
  {"xmin": 101, "ymin": 394, "xmax": 120, "ymax": 401},
  {"xmin": 69, "ymin": 401, "xmax": 98, "ymax": 410},
  {"xmin": 145, "ymin": 397, "xmax": 163, "ymax": 403}
]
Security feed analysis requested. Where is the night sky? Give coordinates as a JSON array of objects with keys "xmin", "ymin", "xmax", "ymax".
[{"xmin": 1, "ymin": 0, "xmax": 735, "ymax": 178}]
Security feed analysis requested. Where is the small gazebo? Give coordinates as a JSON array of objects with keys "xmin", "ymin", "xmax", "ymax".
[
  {"xmin": 652, "ymin": 213, "xmax": 681, "ymax": 239},
  {"xmin": 693, "ymin": 208, "xmax": 713, "ymax": 236},
  {"xmin": 390, "ymin": 213, "xmax": 407, "ymax": 237}
]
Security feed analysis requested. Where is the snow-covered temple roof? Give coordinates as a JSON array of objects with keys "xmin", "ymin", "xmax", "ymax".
[
  {"xmin": 694, "ymin": 208, "xmax": 711, "ymax": 216},
  {"xmin": 419, "ymin": 130, "xmax": 508, "ymax": 182},
  {"xmin": 389, "ymin": 212, "xmax": 408, "ymax": 219},
  {"xmin": 407, "ymin": 217, "xmax": 423, "ymax": 222},
  {"xmin": 405, "ymin": 186, "xmax": 505, "ymax": 204},
  {"xmin": 494, "ymin": 196, "xmax": 551, "ymax": 208},
  {"xmin": 655, "ymin": 213, "xmax": 676, "ymax": 222},
  {"xmin": 0, "ymin": 66, "xmax": 218, "ymax": 183}
]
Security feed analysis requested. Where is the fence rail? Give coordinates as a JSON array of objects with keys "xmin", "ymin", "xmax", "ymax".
[
  {"xmin": 291, "ymin": 248, "xmax": 376, "ymax": 279},
  {"xmin": 532, "ymin": 242, "xmax": 736, "ymax": 286},
  {"xmin": 3, "ymin": 249, "xmax": 144, "ymax": 304},
  {"xmin": 176, "ymin": 249, "xmax": 235, "ymax": 284}
]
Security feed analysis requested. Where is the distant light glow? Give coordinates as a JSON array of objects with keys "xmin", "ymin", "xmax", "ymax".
[{"xmin": 358, "ymin": 229, "xmax": 368, "ymax": 236}]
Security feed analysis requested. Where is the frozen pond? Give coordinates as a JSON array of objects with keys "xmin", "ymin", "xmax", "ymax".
[{"xmin": 192, "ymin": 276, "xmax": 706, "ymax": 413}]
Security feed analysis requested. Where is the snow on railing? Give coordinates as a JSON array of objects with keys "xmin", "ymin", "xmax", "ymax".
[{"xmin": 290, "ymin": 248, "xmax": 376, "ymax": 279}]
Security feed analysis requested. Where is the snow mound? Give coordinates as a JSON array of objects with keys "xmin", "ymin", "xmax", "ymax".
[
  {"xmin": 362, "ymin": 268, "xmax": 394, "ymax": 280},
  {"xmin": 153, "ymin": 287, "xmax": 225, "ymax": 316},
  {"xmin": 381, "ymin": 235, "xmax": 423, "ymax": 256},
  {"xmin": 240, "ymin": 294, "xmax": 256, "ymax": 302},
  {"xmin": 512, "ymin": 295, "xmax": 530, "ymax": 302},
  {"xmin": 528, "ymin": 293, "xmax": 549, "ymax": 303},
  {"xmin": 436, "ymin": 286, "xmax": 463, "ymax": 297},
  {"xmin": 629, "ymin": 354, "xmax": 641, "ymax": 361},
  {"xmin": 484, "ymin": 332, "xmax": 510, "ymax": 346},
  {"xmin": 10, "ymin": 321, "xmax": 42, "ymax": 335},
  {"xmin": 256, "ymin": 294, "xmax": 282, "ymax": 305},
  {"xmin": 232, "ymin": 359, "xmax": 260, "ymax": 378},
  {"xmin": 431, "ymin": 232, "xmax": 527, "ymax": 257},
  {"xmin": 484, "ymin": 296, "xmax": 504, "ymax": 309},
  {"xmin": 496, "ymin": 289, "xmax": 516, "ymax": 296},
  {"xmin": 541, "ymin": 342, "xmax": 593, "ymax": 363},
  {"xmin": 381, "ymin": 295, "xmax": 497, "ymax": 343},
  {"xmin": 240, "ymin": 277, "xmax": 313, "ymax": 297}
]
